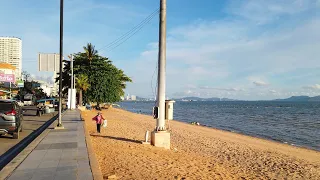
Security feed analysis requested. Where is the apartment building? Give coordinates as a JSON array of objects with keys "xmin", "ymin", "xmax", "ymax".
[{"xmin": 0, "ymin": 37, "xmax": 22, "ymax": 79}]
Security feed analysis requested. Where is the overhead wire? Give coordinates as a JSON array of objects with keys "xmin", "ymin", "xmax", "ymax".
[
  {"xmin": 21, "ymin": 8, "xmax": 160, "ymax": 62},
  {"xmin": 98, "ymin": 8, "xmax": 160, "ymax": 52}
]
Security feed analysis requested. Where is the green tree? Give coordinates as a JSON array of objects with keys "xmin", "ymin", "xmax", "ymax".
[
  {"xmin": 76, "ymin": 74, "xmax": 90, "ymax": 106},
  {"xmin": 57, "ymin": 43, "xmax": 132, "ymax": 106},
  {"xmin": 83, "ymin": 43, "xmax": 98, "ymax": 64},
  {"xmin": 22, "ymin": 71, "xmax": 30, "ymax": 82},
  {"xmin": 84, "ymin": 56, "xmax": 132, "ymax": 106},
  {"xmin": 56, "ymin": 60, "xmax": 71, "ymax": 95}
]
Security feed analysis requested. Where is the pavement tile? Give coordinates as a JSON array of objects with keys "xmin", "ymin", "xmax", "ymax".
[
  {"xmin": 62, "ymin": 148, "xmax": 78, "ymax": 152},
  {"xmin": 48, "ymin": 142, "xmax": 77, "ymax": 150},
  {"xmin": 38, "ymin": 160, "xmax": 59, "ymax": 168},
  {"xmin": 27, "ymin": 150, "xmax": 47, "ymax": 159},
  {"xmin": 31, "ymin": 175, "xmax": 55, "ymax": 180},
  {"xmin": 77, "ymin": 172, "xmax": 93, "ymax": 180},
  {"xmin": 77, "ymin": 161, "xmax": 90, "ymax": 170},
  {"xmin": 49, "ymin": 143, "xmax": 66, "ymax": 149},
  {"xmin": 32, "ymin": 167, "xmax": 57, "ymax": 178},
  {"xmin": 61, "ymin": 155, "xmax": 77, "ymax": 160},
  {"xmin": 53, "ymin": 170, "xmax": 77, "ymax": 180},
  {"xmin": 43, "ymin": 149, "xmax": 62, "ymax": 160},
  {"xmin": 7, "ymin": 169, "xmax": 34, "ymax": 180},
  {"xmin": 78, "ymin": 150, "xmax": 88, "ymax": 155},
  {"xmin": 58, "ymin": 159, "xmax": 78, "ymax": 167},
  {"xmin": 65, "ymin": 142, "xmax": 78, "ymax": 148},
  {"xmin": 16, "ymin": 160, "xmax": 41, "ymax": 170},
  {"xmin": 56, "ymin": 165, "xmax": 78, "ymax": 172},
  {"xmin": 34, "ymin": 144, "xmax": 51, "ymax": 150}
]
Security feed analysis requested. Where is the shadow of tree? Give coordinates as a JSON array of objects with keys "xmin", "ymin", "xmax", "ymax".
[{"xmin": 90, "ymin": 134, "xmax": 141, "ymax": 144}]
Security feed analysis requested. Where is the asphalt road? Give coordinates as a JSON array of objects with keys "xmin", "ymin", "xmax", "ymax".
[{"xmin": 0, "ymin": 106, "xmax": 58, "ymax": 155}]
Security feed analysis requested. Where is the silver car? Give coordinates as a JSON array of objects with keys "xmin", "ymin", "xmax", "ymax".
[{"xmin": 0, "ymin": 100, "xmax": 23, "ymax": 139}]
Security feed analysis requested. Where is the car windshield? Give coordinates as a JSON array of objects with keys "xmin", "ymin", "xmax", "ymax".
[{"xmin": 0, "ymin": 102, "xmax": 13, "ymax": 113}]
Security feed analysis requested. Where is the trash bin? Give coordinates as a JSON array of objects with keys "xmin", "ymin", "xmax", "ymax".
[{"xmin": 165, "ymin": 100, "xmax": 175, "ymax": 120}]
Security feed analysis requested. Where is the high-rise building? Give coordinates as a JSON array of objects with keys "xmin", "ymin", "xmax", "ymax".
[{"xmin": 0, "ymin": 37, "xmax": 22, "ymax": 79}]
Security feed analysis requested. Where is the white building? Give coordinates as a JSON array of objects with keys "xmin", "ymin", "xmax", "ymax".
[
  {"xmin": 131, "ymin": 95, "xmax": 136, "ymax": 101},
  {"xmin": 34, "ymin": 79, "xmax": 55, "ymax": 96},
  {"xmin": 0, "ymin": 37, "xmax": 22, "ymax": 79},
  {"xmin": 0, "ymin": 63, "xmax": 16, "ymax": 75}
]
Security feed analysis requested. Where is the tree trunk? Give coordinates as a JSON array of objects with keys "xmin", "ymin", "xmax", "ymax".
[{"xmin": 79, "ymin": 90, "xmax": 83, "ymax": 106}]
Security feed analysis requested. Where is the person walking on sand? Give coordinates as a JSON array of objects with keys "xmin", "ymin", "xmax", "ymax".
[{"xmin": 92, "ymin": 112, "xmax": 105, "ymax": 134}]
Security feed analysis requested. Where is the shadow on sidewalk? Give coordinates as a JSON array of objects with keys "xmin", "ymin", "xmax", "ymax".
[{"xmin": 90, "ymin": 134, "xmax": 141, "ymax": 144}]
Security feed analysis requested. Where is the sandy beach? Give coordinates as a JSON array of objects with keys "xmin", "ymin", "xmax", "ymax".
[{"xmin": 81, "ymin": 108, "xmax": 320, "ymax": 179}]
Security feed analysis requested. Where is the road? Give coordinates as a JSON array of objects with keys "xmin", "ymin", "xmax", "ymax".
[{"xmin": 0, "ymin": 106, "xmax": 58, "ymax": 155}]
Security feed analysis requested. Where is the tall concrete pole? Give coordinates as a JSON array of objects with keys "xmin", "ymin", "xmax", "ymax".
[
  {"xmin": 156, "ymin": 0, "xmax": 167, "ymax": 131},
  {"xmin": 57, "ymin": 0, "xmax": 64, "ymax": 127}
]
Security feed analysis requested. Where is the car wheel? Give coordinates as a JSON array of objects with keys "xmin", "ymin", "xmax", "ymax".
[{"xmin": 13, "ymin": 131, "xmax": 19, "ymax": 139}]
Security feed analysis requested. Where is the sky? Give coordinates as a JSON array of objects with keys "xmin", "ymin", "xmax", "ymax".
[{"xmin": 0, "ymin": 0, "xmax": 320, "ymax": 100}]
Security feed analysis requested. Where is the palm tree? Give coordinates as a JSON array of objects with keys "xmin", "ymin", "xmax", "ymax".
[
  {"xmin": 76, "ymin": 74, "xmax": 90, "ymax": 106},
  {"xmin": 83, "ymin": 43, "xmax": 98, "ymax": 64}
]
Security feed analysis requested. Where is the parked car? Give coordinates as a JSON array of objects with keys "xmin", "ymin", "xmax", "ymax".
[
  {"xmin": 0, "ymin": 100, "xmax": 24, "ymax": 139},
  {"xmin": 16, "ymin": 100, "xmax": 24, "ymax": 107}
]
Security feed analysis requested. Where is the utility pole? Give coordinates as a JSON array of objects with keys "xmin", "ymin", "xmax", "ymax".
[
  {"xmin": 156, "ymin": 0, "xmax": 167, "ymax": 131},
  {"xmin": 151, "ymin": 0, "xmax": 170, "ymax": 149},
  {"xmin": 56, "ymin": 0, "xmax": 64, "ymax": 128}
]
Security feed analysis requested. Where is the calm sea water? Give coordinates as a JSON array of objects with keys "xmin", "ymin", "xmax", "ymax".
[{"xmin": 118, "ymin": 101, "xmax": 320, "ymax": 151}]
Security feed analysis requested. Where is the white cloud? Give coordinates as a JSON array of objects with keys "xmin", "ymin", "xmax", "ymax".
[
  {"xmin": 172, "ymin": 90, "xmax": 201, "ymax": 98},
  {"xmin": 302, "ymin": 84, "xmax": 320, "ymax": 90},
  {"xmin": 253, "ymin": 80, "xmax": 269, "ymax": 86},
  {"xmin": 226, "ymin": 0, "xmax": 317, "ymax": 24},
  {"xmin": 247, "ymin": 76, "xmax": 269, "ymax": 87},
  {"xmin": 199, "ymin": 86, "xmax": 245, "ymax": 92},
  {"xmin": 269, "ymin": 89, "xmax": 277, "ymax": 93},
  {"xmin": 127, "ymin": 13, "xmax": 320, "ymax": 99}
]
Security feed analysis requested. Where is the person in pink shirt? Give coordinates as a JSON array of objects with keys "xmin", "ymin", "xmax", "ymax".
[{"xmin": 92, "ymin": 112, "xmax": 105, "ymax": 133}]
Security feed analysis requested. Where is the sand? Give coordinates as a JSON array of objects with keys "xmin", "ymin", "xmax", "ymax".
[{"xmin": 81, "ymin": 108, "xmax": 320, "ymax": 180}]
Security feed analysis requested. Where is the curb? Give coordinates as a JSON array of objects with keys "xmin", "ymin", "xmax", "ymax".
[
  {"xmin": 0, "ymin": 127, "xmax": 52, "ymax": 180},
  {"xmin": 0, "ymin": 112, "xmax": 60, "ymax": 179},
  {"xmin": 82, "ymin": 111, "xmax": 104, "ymax": 180}
]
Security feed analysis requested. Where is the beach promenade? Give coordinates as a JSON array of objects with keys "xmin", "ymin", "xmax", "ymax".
[
  {"xmin": 82, "ymin": 108, "xmax": 320, "ymax": 179},
  {"xmin": 6, "ymin": 110, "xmax": 96, "ymax": 180}
]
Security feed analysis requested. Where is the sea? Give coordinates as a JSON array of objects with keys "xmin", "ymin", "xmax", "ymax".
[{"xmin": 118, "ymin": 101, "xmax": 320, "ymax": 151}]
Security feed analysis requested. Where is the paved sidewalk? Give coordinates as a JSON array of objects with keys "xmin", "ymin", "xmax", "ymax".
[{"xmin": 7, "ymin": 110, "xmax": 93, "ymax": 180}]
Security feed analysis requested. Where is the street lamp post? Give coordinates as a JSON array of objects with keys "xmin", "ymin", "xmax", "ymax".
[{"xmin": 56, "ymin": 0, "xmax": 64, "ymax": 128}]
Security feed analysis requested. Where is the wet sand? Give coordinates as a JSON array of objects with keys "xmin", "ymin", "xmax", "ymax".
[{"xmin": 81, "ymin": 108, "xmax": 320, "ymax": 179}]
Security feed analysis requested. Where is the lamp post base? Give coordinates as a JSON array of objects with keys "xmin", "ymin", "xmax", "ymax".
[
  {"xmin": 54, "ymin": 124, "xmax": 65, "ymax": 130},
  {"xmin": 151, "ymin": 131, "xmax": 170, "ymax": 149}
]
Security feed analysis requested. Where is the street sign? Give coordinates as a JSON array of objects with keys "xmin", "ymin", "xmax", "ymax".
[
  {"xmin": 0, "ymin": 74, "xmax": 15, "ymax": 83},
  {"xmin": 38, "ymin": 53, "xmax": 64, "ymax": 72},
  {"xmin": 17, "ymin": 80, "xmax": 24, "ymax": 88}
]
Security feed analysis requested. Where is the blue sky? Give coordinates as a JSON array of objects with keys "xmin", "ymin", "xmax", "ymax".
[{"xmin": 1, "ymin": 0, "xmax": 320, "ymax": 100}]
